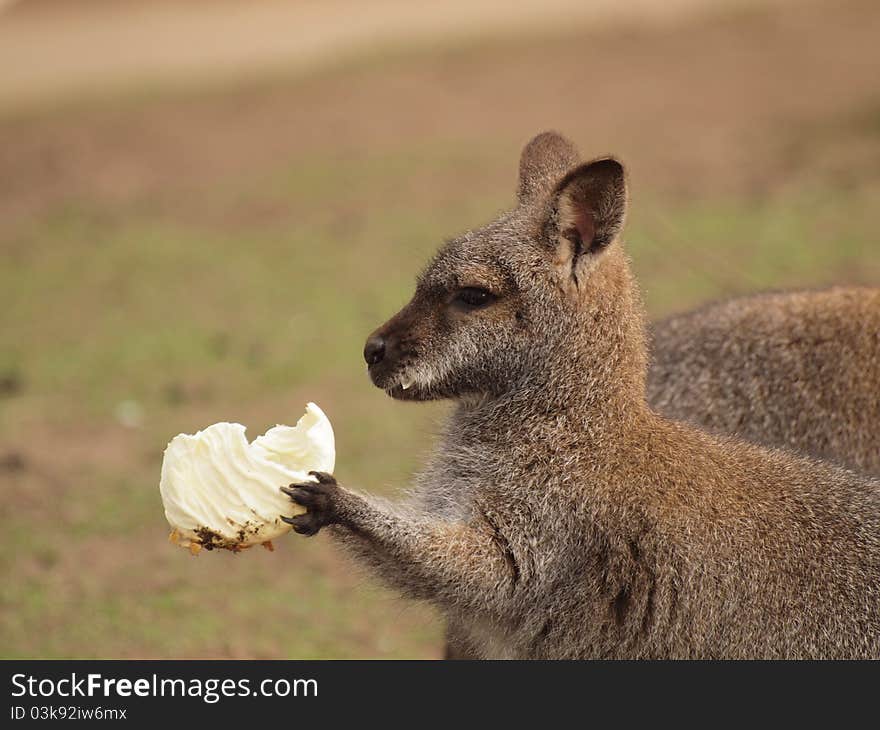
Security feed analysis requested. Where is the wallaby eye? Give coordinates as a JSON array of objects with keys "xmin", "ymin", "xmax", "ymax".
[{"xmin": 453, "ymin": 287, "xmax": 497, "ymax": 310}]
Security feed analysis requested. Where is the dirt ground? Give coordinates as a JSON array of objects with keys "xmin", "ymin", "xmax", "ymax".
[
  {"xmin": 1, "ymin": 0, "xmax": 878, "ymax": 658},
  {"xmin": 2, "ymin": 0, "xmax": 878, "ymax": 232},
  {"xmin": 0, "ymin": 0, "xmax": 789, "ymax": 112}
]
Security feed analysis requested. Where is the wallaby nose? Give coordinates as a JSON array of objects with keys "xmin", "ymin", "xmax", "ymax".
[{"xmin": 363, "ymin": 335, "xmax": 386, "ymax": 366}]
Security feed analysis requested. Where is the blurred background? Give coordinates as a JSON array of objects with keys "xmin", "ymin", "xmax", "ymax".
[{"xmin": 1, "ymin": 0, "xmax": 878, "ymax": 658}]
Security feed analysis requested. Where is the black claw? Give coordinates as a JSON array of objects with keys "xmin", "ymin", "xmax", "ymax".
[
  {"xmin": 280, "ymin": 486, "xmax": 318, "ymax": 508},
  {"xmin": 309, "ymin": 470, "xmax": 336, "ymax": 485},
  {"xmin": 293, "ymin": 523, "xmax": 319, "ymax": 537},
  {"xmin": 292, "ymin": 493, "xmax": 313, "ymax": 508},
  {"xmin": 281, "ymin": 512, "xmax": 322, "ymax": 536},
  {"xmin": 281, "ymin": 483, "xmax": 314, "ymax": 496},
  {"xmin": 291, "ymin": 513, "xmax": 320, "ymax": 536},
  {"xmin": 290, "ymin": 481, "xmax": 322, "ymax": 492}
]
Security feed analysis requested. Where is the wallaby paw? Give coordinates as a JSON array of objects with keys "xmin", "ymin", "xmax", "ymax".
[{"xmin": 281, "ymin": 471, "xmax": 339, "ymax": 536}]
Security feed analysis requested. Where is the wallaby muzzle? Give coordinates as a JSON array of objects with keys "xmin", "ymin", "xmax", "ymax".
[{"xmin": 363, "ymin": 299, "xmax": 428, "ymax": 397}]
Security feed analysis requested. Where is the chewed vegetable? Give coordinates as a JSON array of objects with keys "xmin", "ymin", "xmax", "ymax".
[{"xmin": 159, "ymin": 403, "xmax": 334, "ymax": 553}]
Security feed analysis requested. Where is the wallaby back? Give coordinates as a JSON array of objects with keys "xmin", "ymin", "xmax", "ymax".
[{"xmin": 649, "ymin": 288, "xmax": 880, "ymax": 476}]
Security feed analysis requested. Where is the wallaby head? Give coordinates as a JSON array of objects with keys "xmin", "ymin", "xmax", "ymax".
[{"xmin": 364, "ymin": 132, "xmax": 646, "ymax": 407}]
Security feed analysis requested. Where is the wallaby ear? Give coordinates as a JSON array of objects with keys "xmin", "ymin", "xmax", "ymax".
[
  {"xmin": 517, "ymin": 131, "xmax": 581, "ymax": 205},
  {"xmin": 549, "ymin": 157, "xmax": 627, "ymax": 277}
]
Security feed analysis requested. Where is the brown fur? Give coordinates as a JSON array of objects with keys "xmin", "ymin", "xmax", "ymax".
[
  {"xmin": 284, "ymin": 132, "xmax": 880, "ymax": 659},
  {"xmin": 446, "ymin": 285, "xmax": 880, "ymax": 659},
  {"xmin": 649, "ymin": 288, "xmax": 880, "ymax": 476}
]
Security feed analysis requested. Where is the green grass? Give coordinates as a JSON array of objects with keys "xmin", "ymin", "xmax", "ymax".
[
  {"xmin": 629, "ymin": 185, "xmax": 878, "ymax": 316},
  {"xmin": 3, "ymin": 157, "xmax": 874, "ymax": 434},
  {"xmin": 1, "ymin": 102, "xmax": 877, "ymax": 660}
]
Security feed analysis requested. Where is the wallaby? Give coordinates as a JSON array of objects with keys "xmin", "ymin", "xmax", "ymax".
[
  {"xmin": 282, "ymin": 132, "xmax": 880, "ymax": 659},
  {"xmin": 649, "ymin": 288, "xmax": 880, "ymax": 476}
]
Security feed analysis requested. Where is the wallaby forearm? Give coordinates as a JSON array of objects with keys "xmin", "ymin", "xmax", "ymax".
[
  {"xmin": 282, "ymin": 472, "xmax": 518, "ymax": 616},
  {"xmin": 328, "ymin": 490, "xmax": 519, "ymax": 615}
]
